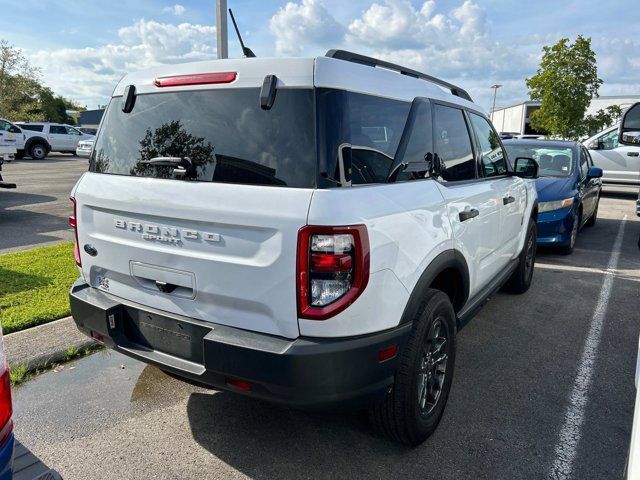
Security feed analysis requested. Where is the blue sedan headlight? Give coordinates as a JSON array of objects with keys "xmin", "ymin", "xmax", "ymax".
[{"xmin": 539, "ymin": 197, "xmax": 574, "ymax": 213}]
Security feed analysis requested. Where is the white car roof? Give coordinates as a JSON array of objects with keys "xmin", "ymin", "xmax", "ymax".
[{"xmin": 112, "ymin": 55, "xmax": 482, "ymax": 114}]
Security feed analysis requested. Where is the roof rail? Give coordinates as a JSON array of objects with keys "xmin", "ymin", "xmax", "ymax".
[{"xmin": 325, "ymin": 49, "xmax": 473, "ymax": 103}]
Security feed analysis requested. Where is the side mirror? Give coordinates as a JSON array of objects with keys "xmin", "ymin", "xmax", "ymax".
[
  {"xmin": 513, "ymin": 157, "xmax": 539, "ymax": 179},
  {"xmin": 587, "ymin": 141, "xmax": 599, "ymax": 150},
  {"xmin": 618, "ymin": 102, "xmax": 640, "ymax": 146},
  {"xmin": 587, "ymin": 166, "xmax": 603, "ymax": 179}
]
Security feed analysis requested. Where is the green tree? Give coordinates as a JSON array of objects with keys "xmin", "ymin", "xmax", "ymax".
[
  {"xmin": 38, "ymin": 86, "xmax": 83, "ymax": 124},
  {"xmin": 0, "ymin": 40, "xmax": 83, "ymax": 123},
  {"xmin": 0, "ymin": 40, "xmax": 43, "ymax": 121},
  {"xmin": 527, "ymin": 36, "xmax": 602, "ymax": 139},
  {"xmin": 582, "ymin": 104, "xmax": 622, "ymax": 137}
]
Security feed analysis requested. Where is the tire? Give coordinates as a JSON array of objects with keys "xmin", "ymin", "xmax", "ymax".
[
  {"xmin": 368, "ymin": 289, "xmax": 456, "ymax": 446},
  {"xmin": 28, "ymin": 143, "xmax": 47, "ymax": 160},
  {"xmin": 15, "ymin": 150, "xmax": 24, "ymax": 160},
  {"xmin": 585, "ymin": 198, "xmax": 598, "ymax": 227},
  {"xmin": 559, "ymin": 210, "xmax": 580, "ymax": 255},
  {"xmin": 503, "ymin": 219, "xmax": 536, "ymax": 294}
]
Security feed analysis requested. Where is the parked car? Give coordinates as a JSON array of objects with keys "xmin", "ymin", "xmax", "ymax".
[
  {"xmin": 0, "ymin": 126, "xmax": 17, "ymax": 189},
  {"xmin": 16, "ymin": 122, "xmax": 93, "ymax": 159},
  {"xmin": 77, "ymin": 127, "xmax": 97, "ymax": 136},
  {"xmin": 584, "ymin": 124, "xmax": 640, "ymax": 186},
  {"xmin": 0, "ymin": 324, "xmax": 13, "ymax": 479},
  {"xmin": 75, "ymin": 138, "xmax": 95, "ymax": 158},
  {"xmin": 68, "ymin": 50, "xmax": 539, "ymax": 445},
  {"xmin": 504, "ymin": 139, "xmax": 602, "ymax": 254}
]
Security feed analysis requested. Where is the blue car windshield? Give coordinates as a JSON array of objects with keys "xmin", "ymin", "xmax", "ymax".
[{"xmin": 504, "ymin": 145, "xmax": 574, "ymax": 177}]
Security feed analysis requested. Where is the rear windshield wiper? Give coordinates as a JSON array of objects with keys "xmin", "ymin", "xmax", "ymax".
[{"xmin": 137, "ymin": 157, "xmax": 196, "ymax": 178}]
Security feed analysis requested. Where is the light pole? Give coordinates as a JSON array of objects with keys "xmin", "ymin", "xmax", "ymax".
[
  {"xmin": 216, "ymin": 0, "xmax": 228, "ymax": 59},
  {"xmin": 490, "ymin": 84, "xmax": 502, "ymax": 123}
]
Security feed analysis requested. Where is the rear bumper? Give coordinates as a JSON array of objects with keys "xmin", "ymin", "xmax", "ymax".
[
  {"xmin": 536, "ymin": 208, "xmax": 574, "ymax": 245},
  {"xmin": 69, "ymin": 280, "xmax": 411, "ymax": 409}
]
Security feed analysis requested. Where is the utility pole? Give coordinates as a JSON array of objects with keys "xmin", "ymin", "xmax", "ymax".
[
  {"xmin": 216, "ymin": 0, "xmax": 228, "ymax": 59},
  {"xmin": 490, "ymin": 84, "xmax": 502, "ymax": 122}
]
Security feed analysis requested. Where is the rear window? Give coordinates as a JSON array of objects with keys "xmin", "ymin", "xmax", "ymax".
[
  {"xmin": 91, "ymin": 88, "xmax": 316, "ymax": 188},
  {"xmin": 19, "ymin": 124, "xmax": 44, "ymax": 132},
  {"xmin": 504, "ymin": 144, "xmax": 574, "ymax": 177}
]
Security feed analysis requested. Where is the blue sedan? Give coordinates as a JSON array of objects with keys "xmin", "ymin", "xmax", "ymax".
[{"xmin": 504, "ymin": 140, "xmax": 602, "ymax": 254}]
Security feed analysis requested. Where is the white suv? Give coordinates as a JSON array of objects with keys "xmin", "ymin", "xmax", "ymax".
[
  {"xmin": 585, "ymin": 124, "xmax": 640, "ymax": 185},
  {"xmin": 16, "ymin": 122, "xmax": 93, "ymax": 159},
  {"xmin": 68, "ymin": 50, "xmax": 539, "ymax": 445}
]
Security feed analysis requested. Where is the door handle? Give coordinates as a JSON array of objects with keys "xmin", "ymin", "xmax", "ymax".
[
  {"xmin": 503, "ymin": 195, "xmax": 516, "ymax": 205},
  {"xmin": 627, "ymin": 152, "xmax": 639, "ymax": 157},
  {"xmin": 459, "ymin": 209, "xmax": 479, "ymax": 222}
]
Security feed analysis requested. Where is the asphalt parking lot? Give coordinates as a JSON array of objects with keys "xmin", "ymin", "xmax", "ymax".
[
  {"xmin": 5, "ymin": 157, "xmax": 640, "ymax": 479},
  {"xmin": 0, "ymin": 155, "xmax": 88, "ymax": 254}
]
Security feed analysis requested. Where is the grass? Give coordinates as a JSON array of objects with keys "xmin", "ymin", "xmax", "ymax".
[
  {"xmin": 9, "ymin": 343, "xmax": 104, "ymax": 386},
  {"xmin": 0, "ymin": 242, "xmax": 78, "ymax": 334},
  {"xmin": 9, "ymin": 364, "xmax": 27, "ymax": 385}
]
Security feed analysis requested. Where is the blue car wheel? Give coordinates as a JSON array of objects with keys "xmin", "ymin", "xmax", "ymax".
[{"xmin": 560, "ymin": 210, "xmax": 580, "ymax": 255}]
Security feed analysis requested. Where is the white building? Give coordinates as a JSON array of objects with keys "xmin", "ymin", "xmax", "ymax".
[{"xmin": 491, "ymin": 95, "xmax": 640, "ymax": 134}]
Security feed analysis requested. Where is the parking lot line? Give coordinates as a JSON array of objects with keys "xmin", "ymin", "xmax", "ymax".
[{"xmin": 549, "ymin": 215, "xmax": 628, "ymax": 480}]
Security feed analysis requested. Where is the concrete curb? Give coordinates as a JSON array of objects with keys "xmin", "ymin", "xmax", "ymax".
[{"xmin": 5, "ymin": 316, "xmax": 96, "ymax": 371}]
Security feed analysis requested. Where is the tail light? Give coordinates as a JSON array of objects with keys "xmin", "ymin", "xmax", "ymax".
[
  {"xmin": 297, "ymin": 225, "xmax": 370, "ymax": 320},
  {"xmin": 69, "ymin": 196, "xmax": 81, "ymax": 266},
  {"xmin": 0, "ymin": 325, "xmax": 13, "ymax": 449}
]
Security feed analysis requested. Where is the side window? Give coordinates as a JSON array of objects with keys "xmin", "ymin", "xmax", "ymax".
[
  {"xmin": 393, "ymin": 100, "xmax": 433, "ymax": 182},
  {"xmin": 580, "ymin": 148, "xmax": 589, "ymax": 178},
  {"xmin": 66, "ymin": 126, "xmax": 82, "ymax": 135},
  {"xmin": 468, "ymin": 113, "xmax": 508, "ymax": 178},
  {"xmin": 49, "ymin": 125, "xmax": 67, "ymax": 135},
  {"xmin": 0, "ymin": 120, "xmax": 9, "ymax": 131},
  {"xmin": 598, "ymin": 129, "xmax": 619, "ymax": 150},
  {"xmin": 433, "ymin": 104, "xmax": 476, "ymax": 182}
]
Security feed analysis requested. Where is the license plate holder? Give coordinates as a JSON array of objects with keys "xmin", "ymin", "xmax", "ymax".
[{"xmin": 123, "ymin": 308, "xmax": 209, "ymax": 364}]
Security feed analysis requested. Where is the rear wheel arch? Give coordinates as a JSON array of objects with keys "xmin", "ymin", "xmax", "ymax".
[
  {"xmin": 399, "ymin": 250, "xmax": 469, "ymax": 327},
  {"xmin": 25, "ymin": 136, "xmax": 50, "ymax": 152}
]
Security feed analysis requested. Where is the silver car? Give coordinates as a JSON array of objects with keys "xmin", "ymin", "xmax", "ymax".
[
  {"xmin": 584, "ymin": 125, "xmax": 640, "ymax": 185},
  {"xmin": 76, "ymin": 138, "xmax": 95, "ymax": 158}
]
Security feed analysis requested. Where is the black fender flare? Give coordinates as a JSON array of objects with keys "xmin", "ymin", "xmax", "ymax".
[
  {"xmin": 24, "ymin": 136, "xmax": 50, "ymax": 152},
  {"xmin": 398, "ymin": 249, "xmax": 470, "ymax": 326}
]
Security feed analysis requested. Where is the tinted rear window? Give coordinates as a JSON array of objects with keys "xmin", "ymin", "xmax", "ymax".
[
  {"xmin": 19, "ymin": 124, "xmax": 44, "ymax": 132},
  {"xmin": 91, "ymin": 88, "xmax": 316, "ymax": 188}
]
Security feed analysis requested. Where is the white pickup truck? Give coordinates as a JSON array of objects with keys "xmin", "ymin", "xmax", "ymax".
[{"xmin": 0, "ymin": 119, "xmax": 93, "ymax": 160}]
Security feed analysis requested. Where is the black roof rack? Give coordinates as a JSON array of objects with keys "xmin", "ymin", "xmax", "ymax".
[{"xmin": 325, "ymin": 49, "xmax": 473, "ymax": 103}]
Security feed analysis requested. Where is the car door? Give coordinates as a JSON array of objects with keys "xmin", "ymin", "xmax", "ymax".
[
  {"xmin": 431, "ymin": 103, "xmax": 504, "ymax": 297},
  {"xmin": 579, "ymin": 146, "xmax": 600, "ymax": 221},
  {"xmin": 65, "ymin": 126, "xmax": 84, "ymax": 150},
  {"xmin": 467, "ymin": 112, "xmax": 527, "ymax": 263},
  {"xmin": 47, "ymin": 125, "xmax": 68, "ymax": 151},
  {"xmin": 588, "ymin": 127, "xmax": 640, "ymax": 185}
]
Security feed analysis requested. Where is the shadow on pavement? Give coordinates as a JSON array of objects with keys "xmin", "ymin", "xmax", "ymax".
[
  {"xmin": 0, "ymin": 192, "xmax": 56, "ymax": 210},
  {"xmin": 186, "ymin": 391, "xmax": 412, "ymax": 479},
  {"xmin": 0, "ymin": 209, "xmax": 70, "ymax": 251}
]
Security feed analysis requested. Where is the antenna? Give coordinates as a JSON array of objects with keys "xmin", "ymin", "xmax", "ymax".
[{"xmin": 228, "ymin": 9, "xmax": 256, "ymax": 58}]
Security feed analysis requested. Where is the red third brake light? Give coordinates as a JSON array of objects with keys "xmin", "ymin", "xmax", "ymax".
[
  {"xmin": 154, "ymin": 72, "xmax": 237, "ymax": 88},
  {"xmin": 69, "ymin": 196, "xmax": 81, "ymax": 267},
  {"xmin": 297, "ymin": 225, "xmax": 370, "ymax": 320}
]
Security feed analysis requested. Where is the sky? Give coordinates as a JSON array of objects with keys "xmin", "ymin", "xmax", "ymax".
[{"xmin": 1, "ymin": 0, "xmax": 638, "ymax": 111}]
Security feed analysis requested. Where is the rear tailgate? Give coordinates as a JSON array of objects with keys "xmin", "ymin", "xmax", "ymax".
[{"xmin": 73, "ymin": 173, "xmax": 312, "ymax": 339}]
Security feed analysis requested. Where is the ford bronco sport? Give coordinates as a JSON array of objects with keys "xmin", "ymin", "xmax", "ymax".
[{"xmin": 69, "ymin": 50, "xmax": 539, "ymax": 445}]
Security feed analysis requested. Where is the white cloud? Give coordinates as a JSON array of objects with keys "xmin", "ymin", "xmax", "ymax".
[
  {"xmin": 163, "ymin": 4, "xmax": 185, "ymax": 17},
  {"xmin": 270, "ymin": 0, "xmax": 345, "ymax": 56},
  {"xmin": 29, "ymin": 19, "xmax": 215, "ymax": 107}
]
